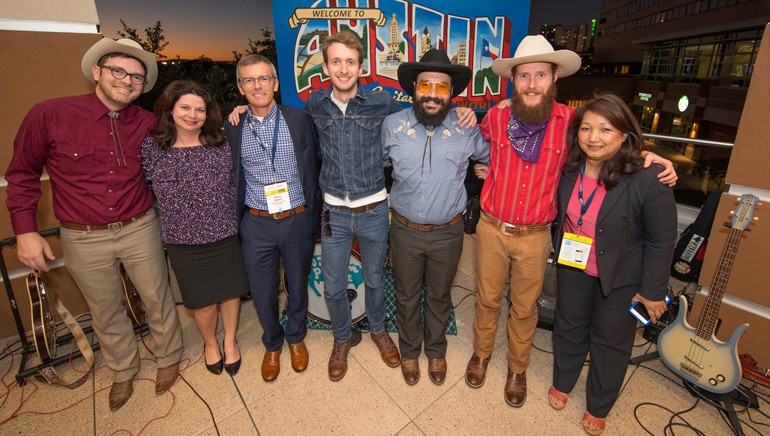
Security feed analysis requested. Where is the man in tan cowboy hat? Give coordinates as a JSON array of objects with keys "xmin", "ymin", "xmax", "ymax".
[
  {"xmin": 464, "ymin": 35, "xmax": 676, "ymax": 407},
  {"xmin": 5, "ymin": 38, "xmax": 183, "ymax": 411},
  {"xmin": 382, "ymin": 49, "xmax": 489, "ymax": 386}
]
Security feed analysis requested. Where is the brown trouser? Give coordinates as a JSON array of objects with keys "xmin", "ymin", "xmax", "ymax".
[{"xmin": 472, "ymin": 215, "xmax": 551, "ymax": 373}]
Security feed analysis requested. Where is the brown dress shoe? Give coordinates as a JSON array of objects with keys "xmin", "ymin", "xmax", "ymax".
[
  {"xmin": 109, "ymin": 379, "xmax": 134, "ymax": 411},
  {"xmin": 401, "ymin": 358, "xmax": 420, "ymax": 385},
  {"xmin": 504, "ymin": 369, "xmax": 527, "ymax": 407},
  {"xmin": 370, "ymin": 331, "xmax": 400, "ymax": 367},
  {"xmin": 288, "ymin": 341, "xmax": 309, "ymax": 372},
  {"xmin": 328, "ymin": 339, "xmax": 351, "ymax": 382},
  {"xmin": 428, "ymin": 358, "xmax": 447, "ymax": 385},
  {"xmin": 155, "ymin": 362, "xmax": 179, "ymax": 395},
  {"xmin": 465, "ymin": 353, "xmax": 491, "ymax": 388},
  {"xmin": 261, "ymin": 349, "xmax": 282, "ymax": 382}
]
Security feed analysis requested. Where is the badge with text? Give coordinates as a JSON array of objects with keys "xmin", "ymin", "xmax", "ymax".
[
  {"xmin": 557, "ymin": 232, "xmax": 593, "ymax": 270},
  {"xmin": 265, "ymin": 181, "xmax": 291, "ymax": 214}
]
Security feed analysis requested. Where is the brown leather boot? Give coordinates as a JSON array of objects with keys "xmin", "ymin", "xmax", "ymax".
[
  {"xmin": 504, "ymin": 369, "xmax": 527, "ymax": 407},
  {"xmin": 328, "ymin": 339, "xmax": 351, "ymax": 381},
  {"xmin": 370, "ymin": 331, "xmax": 401, "ymax": 367},
  {"xmin": 428, "ymin": 358, "xmax": 447, "ymax": 385},
  {"xmin": 465, "ymin": 353, "xmax": 491, "ymax": 388},
  {"xmin": 109, "ymin": 379, "xmax": 134, "ymax": 411},
  {"xmin": 401, "ymin": 358, "xmax": 420, "ymax": 385},
  {"xmin": 155, "ymin": 362, "xmax": 179, "ymax": 395}
]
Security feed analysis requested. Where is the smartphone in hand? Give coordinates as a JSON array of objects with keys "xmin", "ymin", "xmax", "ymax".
[{"xmin": 629, "ymin": 295, "xmax": 671, "ymax": 326}]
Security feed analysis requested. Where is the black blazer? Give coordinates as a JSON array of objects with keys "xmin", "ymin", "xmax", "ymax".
[
  {"xmin": 553, "ymin": 165, "xmax": 677, "ymax": 300},
  {"xmin": 225, "ymin": 104, "xmax": 322, "ymax": 226}
]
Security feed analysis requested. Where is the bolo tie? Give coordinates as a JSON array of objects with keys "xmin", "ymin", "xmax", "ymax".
[
  {"xmin": 108, "ymin": 111, "xmax": 128, "ymax": 166},
  {"xmin": 421, "ymin": 126, "xmax": 435, "ymax": 175}
]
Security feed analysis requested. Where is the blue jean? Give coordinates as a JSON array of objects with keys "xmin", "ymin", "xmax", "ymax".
[{"xmin": 322, "ymin": 200, "xmax": 389, "ymax": 341}]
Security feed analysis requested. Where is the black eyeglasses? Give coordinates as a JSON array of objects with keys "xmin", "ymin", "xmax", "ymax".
[
  {"xmin": 323, "ymin": 210, "xmax": 332, "ymax": 237},
  {"xmin": 100, "ymin": 65, "xmax": 147, "ymax": 85}
]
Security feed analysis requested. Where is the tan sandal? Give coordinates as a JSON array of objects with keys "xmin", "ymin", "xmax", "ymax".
[
  {"xmin": 548, "ymin": 386, "xmax": 568, "ymax": 410},
  {"xmin": 582, "ymin": 411, "xmax": 606, "ymax": 436}
]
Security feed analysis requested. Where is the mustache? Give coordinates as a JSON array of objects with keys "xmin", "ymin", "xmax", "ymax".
[{"xmin": 418, "ymin": 96, "xmax": 445, "ymax": 105}]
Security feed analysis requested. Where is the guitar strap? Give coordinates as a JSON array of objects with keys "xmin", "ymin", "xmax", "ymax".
[{"xmin": 35, "ymin": 295, "xmax": 95, "ymax": 389}]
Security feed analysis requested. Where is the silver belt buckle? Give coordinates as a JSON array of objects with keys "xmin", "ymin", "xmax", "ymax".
[{"xmin": 108, "ymin": 222, "xmax": 123, "ymax": 230}]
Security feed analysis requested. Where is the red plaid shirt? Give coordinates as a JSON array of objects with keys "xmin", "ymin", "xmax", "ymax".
[{"xmin": 479, "ymin": 102, "xmax": 574, "ymax": 226}]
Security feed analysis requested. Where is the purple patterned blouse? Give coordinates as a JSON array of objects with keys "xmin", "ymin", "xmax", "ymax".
[{"xmin": 142, "ymin": 137, "xmax": 239, "ymax": 245}]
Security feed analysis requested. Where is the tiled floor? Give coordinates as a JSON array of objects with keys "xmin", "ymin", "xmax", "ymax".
[{"xmin": 1, "ymin": 234, "xmax": 768, "ymax": 435}]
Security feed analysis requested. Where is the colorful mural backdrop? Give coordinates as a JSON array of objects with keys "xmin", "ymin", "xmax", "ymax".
[{"xmin": 271, "ymin": 0, "xmax": 530, "ymax": 111}]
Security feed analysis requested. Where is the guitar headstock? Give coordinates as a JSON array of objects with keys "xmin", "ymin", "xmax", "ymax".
[{"xmin": 729, "ymin": 194, "xmax": 760, "ymax": 231}]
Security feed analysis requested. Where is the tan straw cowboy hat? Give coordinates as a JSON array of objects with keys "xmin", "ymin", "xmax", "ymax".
[
  {"xmin": 491, "ymin": 35, "xmax": 581, "ymax": 79},
  {"xmin": 81, "ymin": 38, "xmax": 158, "ymax": 93}
]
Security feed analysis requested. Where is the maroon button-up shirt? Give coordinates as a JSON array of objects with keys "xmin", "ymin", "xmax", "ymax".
[{"xmin": 5, "ymin": 93, "xmax": 156, "ymax": 234}]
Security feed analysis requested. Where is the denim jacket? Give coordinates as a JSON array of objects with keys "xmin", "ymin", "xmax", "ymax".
[{"xmin": 304, "ymin": 84, "xmax": 402, "ymax": 200}]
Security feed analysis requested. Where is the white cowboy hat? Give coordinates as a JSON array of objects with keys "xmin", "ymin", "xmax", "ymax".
[
  {"xmin": 491, "ymin": 35, "xmax": 581, "ymax": 79},
  {"xmin": 81, "ymin": 38, "xmax": 158, "ymax": 93}
]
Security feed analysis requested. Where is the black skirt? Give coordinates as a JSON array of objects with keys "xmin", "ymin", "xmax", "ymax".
[{"xmin": 166, "ymin": 235, "xmax": 249, "ymax": 310}]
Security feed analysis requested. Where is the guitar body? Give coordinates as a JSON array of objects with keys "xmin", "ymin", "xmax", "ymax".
[
  {"xmin": 26, "ymin": 272, "xmax": 57, "ymax": 362},
  {"xmin": 120, "ymin": 264, "xmax": 145, "ymax": 326},
  {"xmin": 658, "ymin": 295, "xmax": 748, "ymax": 394}
]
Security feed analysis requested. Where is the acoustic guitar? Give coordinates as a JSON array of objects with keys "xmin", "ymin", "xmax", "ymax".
[
  {"xmin": 26, "ymin": 271, "xmax": 58, "ymax": 362},
  {"xmin": 658, "ymin": 193, "xmax": 759, "ymax": 394},
  {"xmin": 119, "ymin": 263, "xmax": 145, "ymax": 327},
  {"xmin": 740, "ymin": 354, "xmax": 770, "ymax": 389}
]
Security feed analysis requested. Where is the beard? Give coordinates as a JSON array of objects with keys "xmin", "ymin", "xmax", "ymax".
[
  {"xmin": 510, "ymin": 82, "xmax": 557, "ymax": 125},
  {"xmin": 413, "ymin": 96, "xmax": 452, "ymax": 127}
]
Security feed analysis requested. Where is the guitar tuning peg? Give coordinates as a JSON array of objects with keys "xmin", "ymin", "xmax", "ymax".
[
  {"xmin": 754, "ymin": 217, "xmax": 760, "ymax": 221},
  {"xmin": 730, "ymin": 210, "xmax": 735, "ymax": 215}
]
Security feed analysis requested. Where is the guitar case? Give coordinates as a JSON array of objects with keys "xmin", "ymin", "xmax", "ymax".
[{"xmin": 671, "ymin": 189, "xmax": 722, "ymax": 282}]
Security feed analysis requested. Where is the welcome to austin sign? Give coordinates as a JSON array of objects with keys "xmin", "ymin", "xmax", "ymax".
[{"xmin": 270, "ymin": 0, "xmax": 530, "ymax": 111}]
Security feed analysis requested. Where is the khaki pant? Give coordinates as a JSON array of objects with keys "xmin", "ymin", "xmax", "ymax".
[
  {"xmin": 60, "ymin": 209, "xmax": 183, "ymax": 382},
  {"xmin": 472, "ymin": 216, "xmax": 551, "ymax": 373}
]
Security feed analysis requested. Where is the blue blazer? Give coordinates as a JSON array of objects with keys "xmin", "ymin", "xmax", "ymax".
[
  {"xmin": 225, "ymin": 104, "xmax": 322, "ymax": 227},
  {"xmin": 553, "ymin": 165, "xmax": 677, "ymax": 300}
]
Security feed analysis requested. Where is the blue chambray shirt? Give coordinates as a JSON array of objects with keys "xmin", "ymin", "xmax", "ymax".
[
  {"xmin": 382, "ymin": 108, "xmax": 489, "ymax": 225},
  {"xmin": 304, "ymin": 84, "xmax": 402, "ymax": 200}
]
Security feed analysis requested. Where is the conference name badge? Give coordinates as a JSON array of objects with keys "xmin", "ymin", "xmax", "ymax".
[
  {"xmin": 265, "ymin": 181, "xmax": 290, "ymax": 214},
  {"xmin": 557, "ymin": 232, "xmax": 593, "ymax": 270}
]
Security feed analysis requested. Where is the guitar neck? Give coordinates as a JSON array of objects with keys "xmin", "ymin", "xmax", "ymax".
[{"xmin": 695, "ymin": 227, "xmax": 743, "ymax": 340}]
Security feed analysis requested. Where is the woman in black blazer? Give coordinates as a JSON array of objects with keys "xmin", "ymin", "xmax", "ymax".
[{"xmin": 548, "ymin": 94, "xmax": 677, "ymax": 435}]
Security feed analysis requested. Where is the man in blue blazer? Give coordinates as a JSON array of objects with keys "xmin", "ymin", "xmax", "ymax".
[{"xmin": 225, "ymin": 54, "xmax": 321, "ymax": 383}]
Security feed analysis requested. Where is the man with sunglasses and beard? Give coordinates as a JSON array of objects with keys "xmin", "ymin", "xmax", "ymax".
[
  {"xmin": 465, "ymin": 35, "xmax": 677, "ymax": 408},
  {"xmin": 382, "ymin": 50, "xmax": 488, "ymax": 386}
]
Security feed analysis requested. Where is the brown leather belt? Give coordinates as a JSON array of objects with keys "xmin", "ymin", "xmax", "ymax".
[
  {"xmin": 335, "ymin": 199, "xmax": 385, "ymax": 213},
  {"xmin": 248, "ymin": 204, "xmax": 306, "ymax": 220},
  {"xmin": 480, "ymin": 212, "xmax": 550, "ymax": 236},
  {"xmin": 60, "ymin": 210, "xmax": 149, "ymax": 231},
  {"xmin": 392, "ymin": 210, "xmax": 463, "ymax": 232}
]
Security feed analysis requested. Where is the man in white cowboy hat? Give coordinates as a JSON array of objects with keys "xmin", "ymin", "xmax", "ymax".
[
  {"xmin": 5, "ymin": 38, "xmax": 183, "ymax": 411},
  {"xmin": 382, "ymin": 49, "xmax": 489, "ymax": 386},
  {"xmin": 464, "ymin": 35, "xmax": 676, "ymax": 407}
]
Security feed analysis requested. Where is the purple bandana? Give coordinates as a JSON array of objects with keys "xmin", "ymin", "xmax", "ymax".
[{"xmin": 507, "ymin": 112, "xmax": 549, "ymax": 163}]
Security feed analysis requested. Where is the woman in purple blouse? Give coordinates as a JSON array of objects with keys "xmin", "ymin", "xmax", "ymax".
[{"xmin": 142, "ymin": 80, "xmax": 248, "ymax": 376}]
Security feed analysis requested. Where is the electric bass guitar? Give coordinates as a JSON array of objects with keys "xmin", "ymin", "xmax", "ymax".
[{"xmin": 658, "ymin": 193, "xmax": 759, "ymax": 394}]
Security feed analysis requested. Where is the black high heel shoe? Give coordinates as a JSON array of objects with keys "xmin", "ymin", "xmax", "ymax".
[
  {"xmin": 204, "ymin": 345, "xmax": 223, "ymax": 375},
  {"xmin": 224, "ymin": 341, "xmax": 241, "ymax": 376}
]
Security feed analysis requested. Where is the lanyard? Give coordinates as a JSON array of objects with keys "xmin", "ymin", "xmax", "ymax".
[
  {"xmin": 248, "ymin": 109, "xmax": 282, "ymax": 174},
  {"xmin": 577, "ymin": 164, "xmax": 599, "ymax": 228}
]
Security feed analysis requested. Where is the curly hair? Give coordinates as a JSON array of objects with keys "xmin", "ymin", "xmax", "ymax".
[
  {"xmin": 564, "ymin": 94, "xmax": 645, "ymax": 189},
  {"xmin": 151, "ymin": 80, "xmax": 224, "ymax": 148}
]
